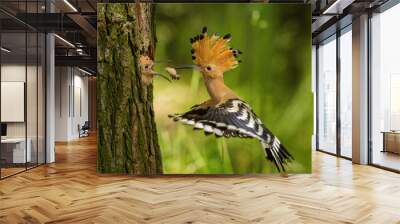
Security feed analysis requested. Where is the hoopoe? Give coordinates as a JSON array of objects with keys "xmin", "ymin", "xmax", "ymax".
[{"xmin": 169, "ymin": 27, "xmax": 294, "ymax": 172}]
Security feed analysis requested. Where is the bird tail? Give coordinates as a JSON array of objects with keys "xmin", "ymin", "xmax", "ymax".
[{"xmin": 261, "ymin": 137, "xmax": 293, "ymax": 172}]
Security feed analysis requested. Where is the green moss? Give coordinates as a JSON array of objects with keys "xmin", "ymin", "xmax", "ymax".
[{"xmin": 97, "ymin": 3, "xmax": 162, "ymax": 174}]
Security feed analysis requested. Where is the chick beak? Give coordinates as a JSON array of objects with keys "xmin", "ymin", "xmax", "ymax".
[{"xmin": 152, "ymin": 72, "xmax": 172, "ymax": 82}]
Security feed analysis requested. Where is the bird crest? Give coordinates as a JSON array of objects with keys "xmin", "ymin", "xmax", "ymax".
[{"xmin": 190, "ymin": 27, "xmax": 242, "ymax": 74}]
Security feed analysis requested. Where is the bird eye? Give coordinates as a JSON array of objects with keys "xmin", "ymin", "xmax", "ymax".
[{"xmin": 206, "ymin": 66, "xmax": 211, "ymax": 71}]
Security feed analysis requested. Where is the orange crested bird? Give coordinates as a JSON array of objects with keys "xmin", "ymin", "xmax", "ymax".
[{"xmin": 168, "ymin": 27, "xmax": 294, "ymax": 172}]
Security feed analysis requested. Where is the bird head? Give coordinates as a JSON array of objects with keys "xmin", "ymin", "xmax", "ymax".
[
  {"xmin": 139, "ymin": 55, "xmax": 155, "ymax": 74},
  {"xmin": 190, "ymin": 27, "xmax": 242, "ymax": 79}
]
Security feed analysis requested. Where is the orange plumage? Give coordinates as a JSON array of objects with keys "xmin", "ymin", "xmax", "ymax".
[{"xmin": 190, "ymin": 27, "xmax": 241, "ymax": 73}]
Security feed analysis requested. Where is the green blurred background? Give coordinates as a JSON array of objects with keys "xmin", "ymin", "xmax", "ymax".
[{"xmin": 153, "ymin": 4, "xmax": 312, "ymax": 174}]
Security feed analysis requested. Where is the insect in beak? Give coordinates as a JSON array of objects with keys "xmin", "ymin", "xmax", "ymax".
[
  {"xmin": 153, "ymin": 60, "xmax": 186, "ymax": 81},
  {"xmin": 165, "ymin": 67, "xmax": 180, "ymax": 80},
  {"xmin": 164, "ymin": 64, "xmax": 199, "ymax": 81}
]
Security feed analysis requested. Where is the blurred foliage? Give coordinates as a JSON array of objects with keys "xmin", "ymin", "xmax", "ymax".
[{"xmin": 152, "ymin": 4, "xmax": 312, "ymax": 174}]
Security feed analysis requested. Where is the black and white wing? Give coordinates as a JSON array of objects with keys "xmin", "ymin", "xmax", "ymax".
[{"xmin": 168, "ymin": 98, "xmax": 294, "ymax": 172}]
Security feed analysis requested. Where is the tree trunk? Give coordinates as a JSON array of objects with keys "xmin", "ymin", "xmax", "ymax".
[{"xmin": 97, "ymin": 3, "xmax": 162, "ymax": 174}]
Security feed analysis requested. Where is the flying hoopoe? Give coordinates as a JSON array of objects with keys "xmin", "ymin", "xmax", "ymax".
[{"xmin": 168, "ymin": 27, "xmax": 294, "ymax": 172}]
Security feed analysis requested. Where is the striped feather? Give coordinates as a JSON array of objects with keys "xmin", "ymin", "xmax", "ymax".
[{"xmin": 169, "ymin": 98, "xmax": 293, "ymax": 172}]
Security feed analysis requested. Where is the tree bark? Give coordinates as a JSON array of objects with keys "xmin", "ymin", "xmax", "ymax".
[{"xmin": 97, "ymin": 3, "xmax": 162, "ymax": 174}]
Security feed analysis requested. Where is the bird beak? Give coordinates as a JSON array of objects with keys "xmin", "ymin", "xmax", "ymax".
[
  {"xmin": 174, "ymin": 64, "xmax": 200, "ymax": 71},
  {"xmin": 154, "ymin": 60, "xmax": 172, "ymax": 64},
  {"xmin": 152, "ymin": 72, "xmax": 172, "ymax": 82}
]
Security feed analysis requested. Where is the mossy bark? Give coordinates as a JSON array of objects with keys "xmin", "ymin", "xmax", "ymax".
[{"xmin": 97, "ymin": 3, "xmax": 162, "ymax": 174}]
